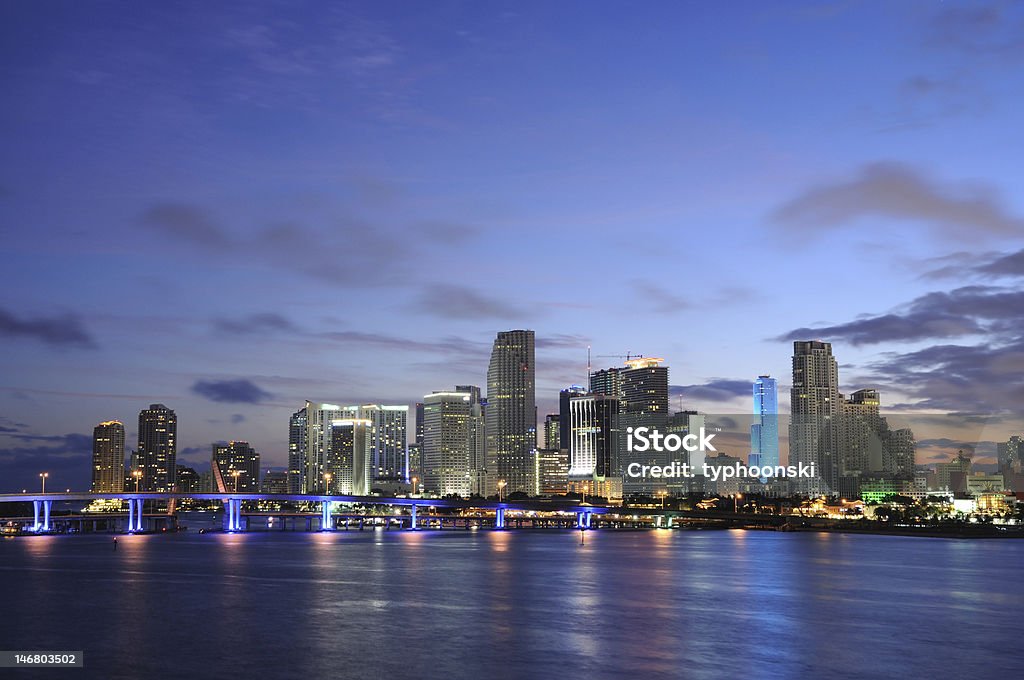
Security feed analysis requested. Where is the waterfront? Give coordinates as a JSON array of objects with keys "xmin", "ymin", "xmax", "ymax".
[{"xmin": 2, "ymin": 530, "xmax": 1022, "ymax": 679}]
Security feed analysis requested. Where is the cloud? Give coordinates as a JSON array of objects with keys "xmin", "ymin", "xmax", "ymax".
[
  {"xmin": 978, "ymin": 247, "xmax": 1024, "ymax": 277},
  {"xmin": 213, "ymin": 313, "xmax": 296, "ymax": 335},
  {"xmin": 413, "ymin": 284, "xmax": 531, "ymax": 320},
  {"xmin": 142, "ymin": 203, "xmax": 229, "ymax": 247},
  {"xmin": 927, "ymin": 4, "xmax": 1024, "ymax": 60},
  {"xmin": 671, "ymin": 379, "xmax": 751, "ymax": 403},
  {"xmin": 536, "ymin": 334, "xmax": 591, "ymax": 350},
  {"xmin": 415, "ymin": 220, "xmax": 481, "ymax": 245},
  {"xmin": 0, "ymin": 433, "xmax": 93, "ymax": 492},
  {"xmin": 321, "ymin": 330, "xmax": 487, "ymax": 356},
  {"xmin": 771, "ymin": 162, "xmax": 1024, "ymax": 239},
  {"xmin": 0, "ymin": 307, "xmax": 97, "ymax": 348},
  {"xmin": 778, "ymin": 286, "xmax": 1024, "ymax": 345},
  {"xmin": 230, "ymin": 414, "xmax": 246, "ymax": 424},
  {"xmin": 191, "ymin": 379, "xmax": 273, "ymax": 404},
  {"xmin": 630, "ymin": 280, "xmax": 690, "ymax": 313}
]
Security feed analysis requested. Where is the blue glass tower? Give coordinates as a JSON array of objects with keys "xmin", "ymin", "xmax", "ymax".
[{"xmin": 750, "ymin": 376, "xmax": 779, "ymax": 482}]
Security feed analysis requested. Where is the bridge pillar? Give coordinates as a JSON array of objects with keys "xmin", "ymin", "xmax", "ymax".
[
  {"xmin": 667, "ymin": 516, "xmax": 674, "ymax": 529},
  {"xmin": 585, "ymin": 511, "xmax": 592, "ymax": 529},
  {"xmin": 410, "ymin": 504, "xmax": 418, "ymax": 530},
  {"xmin": 495, "ymin": 507, "xmax": 506, "ymax": 530},
  {"xmin": 42, "ymin": 500, "xmax": 52, "ymax": 532},
  {"xmin": 576, "ymin": 511, "xmax": 585, "ymax": 529},
  {"xmin": 321, "ymin": 500, "xmax": 333, "ymax": 531},
  {"xmin": 135, "ymin": 499, "xmax": 144, "ymax": 532},
  {"xmin": 32, "ymin": 500, "xmax": 41, "ymax": 531}
]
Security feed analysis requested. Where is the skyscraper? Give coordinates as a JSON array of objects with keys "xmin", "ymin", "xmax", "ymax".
[
  {"xmin": 361, "ymin": 404, "xmax": 409, "ymax": 484},
  {"xmin": 543, "ymin": 413, "xmax": 560, "ymax": 450},
  {"xmin": 789, "ymin": 341, "xmax": 840, "ymax": 494},
  {"xmin": 567, "ymin": 393, "xmax": 621, "ymax": 498},
  {"xmin": 92, "ymin": 420, "xmax": 125, "ymax": 492},
  {"xmin": 486, "ymin": 330, "xmax": 536, "ymax": 495},
  {"xmin": 304, "ymin": 401, "xmax": 346, "ymax": 493},
  {"xmin": 558, "ymin": 385, "xmax": 587, "ymax": 451},
  {"xmin": 422, "ymin": 388, "xmax": 485, "ymax": 497},
  {"xmin": 749, "ymin": 376, "xmax": 779, "ymax": 482},
  {"xmin": 619, "ymin": 357, "xmax": 669, "ymax": 495},
  {"xmin": 137, "ymin": 404, "xmax": 177, "ymax": 492},
  {"xmin": 212, "ymin": 441, "xmax": 260, "ymax": 492},
  {"xmin": 326, "ymin": 419, "xmax": 371, "ymax": 495},
  {"xmin": 288, "ymin": 407, "xmax": 307, "ymax": 494}
]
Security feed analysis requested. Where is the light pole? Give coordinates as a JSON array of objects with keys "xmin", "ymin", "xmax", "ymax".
[
  {"xmin": 132, "ymin": 469, "xmax": 142, "ymax": 493},
  {"xmin": 323, "ymin": 472, "xmax": 332, "ymax": 494},
  {"xmin": 498, "ymin": 479, "xmax": 506, "ymax": 503},
  {"xmin": 582, "ymin": 483, "xmax": 589, "ymax": 505},
  {"xmin": 231, "ymin": 469, "xmax": 241, "ymax": 493},
  {"xmin": 39, "ymin": 472, "xmax": 48, "ymax": 494},
  {"xmin": 411, "ymin": 476, "xmax": 418, "ymax": 496},
  {"xmin": 734, "ymin": 493, "xmax": 742, "ymax": 513},
  {"xmin": 659, "ymin": 490, "xmax": 666, "ymax": 509}
]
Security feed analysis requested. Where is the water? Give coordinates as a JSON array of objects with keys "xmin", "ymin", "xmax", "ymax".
[{"xmin": 1, "ymin": 529, "xmax": 1021, "ymax": 679}]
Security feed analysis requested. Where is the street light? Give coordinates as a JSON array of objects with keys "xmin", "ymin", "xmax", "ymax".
[
  {"xmin": 582, "ymin": 483, "xmax": 589, "ymax": 505},
  {"xmin": 659, "ymin": 490, "xmax": 667, "ymax": 509},
  {"xmin": 132, "ymin": 469, "xmax": 142, "ymax": 493},
  {"xmin": 411, "ymin": 476, "xmax": 418, "ymax": 496},
  {"xmin": 231, "ymin": 469, "xmax": 241, "ymax": 493},
  {"xmin": 323, "ymin": 472, "xmax": 332, "ymax": 494},
  {"xmin": 734, "ymin": 492, "xmax": 742, "ymax": 513},
  {"xmin": 497, "ymin": 479, "xmax": 506, "ymax": 503},
  {"xmin": 39, "ymin": 472, "xmax": 48, "ymax": 494}
]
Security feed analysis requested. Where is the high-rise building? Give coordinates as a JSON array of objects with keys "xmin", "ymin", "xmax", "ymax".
[
  {"xmin": 537, "ymin": 448, "xmax": 569, "ymax": 495},
  {"xmin": 619, "ymin": 357, "xmax": 669, "ymax": 495},
  {"xmin": 414, "ymin": 402, "xmax": 424, "ymax": 449},
  {"xmin": 304, "ymin": 402, "xmax": 346, "ymax": 493},
  {"xmin": 92, "ymin": 420, "xmax": 125, "ymax": 492},
  {"xmin": 137, "ymin": 404, "xmax": 177, "ymax": 492},
  {"xmin": 361, "ymin": 405, "xmax": 409, "ymax": 484},
  {"xmin": 567, "ymin": 393, "xmax": 621, "ymax": 498},
  {"xmin": 486, "ymin": 330, "xmax": 536, "ymax": 496},
  {"xmin": 175, "ymin": 464, "xmax": 202, "ymax": 494},
  {"xmin": 543, "ymin": 414, "xmax": 560, "ymax": 450},
  {"xmin": 838, "ymin": 388, "xmax": 883, "ymax": 497},
  {"xmin": 288, "ymin": 407, "xmax": 307, "ymax": 494},
  {"xmin": 261, "ymin": 471, "xmax": 289, "ymax": 494},
  {"xmin": 882, "ymin": 427, "xmax": 916, "ymax": 477},
  {"xmin": 998, "ymin": 435, "xmax": 1022, "ymax": 474},
  {"xmin": 559, "ymin": 385, "xmax": 587, "ymax": 451},
  {"xmin": 422, "ymin": 388, "xmax": 485, "ymax": 497},
  {"xmin": 749, "ymin": 376, "xmax": 779, "ymax": 482},
  {"xmin": 326, "ymin": 419, "xmax": 371, "ymax": 495},
  {"xmin": 212, "ymin": 441, "xmax": 260, "ymax": 492},
  {"xmin": 667, "ymin": 410, "xmax": 704, "ymax": 493},
  {"xmin": 789, "ymin": 342, "xmax": 840, "ymax": 494},
  {"xmin": 589, "ymin": 369, "xmax": 621, "ymax": 399}
]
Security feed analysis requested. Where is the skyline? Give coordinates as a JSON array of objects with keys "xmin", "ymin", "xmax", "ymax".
[{"xmin": 2, "ymin": 2, "xmax": 1023, "ymax": 490}]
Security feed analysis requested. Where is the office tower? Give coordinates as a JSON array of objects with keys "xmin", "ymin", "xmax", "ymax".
[
  {"xmin": 288, "ymin": 407, "xmax": 307, "ymax": 494},
  {"xmin": 537, "ymin": 448, "xmax": 569, "ymax": 495},
  {"xmin": 619, "ymin": 357, "xmax": 670, "ymax": 495},
  {"xmin": 415, "ymin": 402, "xmax": 424, "ymax": 449},
  {"xmin": 91, "ymin": 420, "xmax": 125, "ymax": 493},
  {"xmin": 486, "ymin": 330, "xmax": 536, "ymax": 495},
  {"xmin": 326, "ymin": 419, "xmax": 371, "ymax": 495},
  {"xmin": 175, "ymin": 465, "xmax": 201, "ymax": 493},
  {"xmin": 212, "ymin": 441, "xmax": 261, "ymax": 492},
  {"xmin": 423, "ymin": 388, "xmax": 485, "ymax": 497},
  {"xmin": 589, "ymin": 369, "xmax": 621, "ymax": 399},
  {"xmin": 789, "ymin": 341, "xmax": 840, "ymax": 494},
  {"xmin": 544, "ymin": 414, "xmax": 560, "ymax": 450},
  {"xmin": 261, "ymin": 471, "xmax": 289, "ymax": 494},
  {"xmin": 407, "ymin": 443, "xmax": 422, "ymax": 483},
  {"xmin": 567, "ymin": 394, "xmax": 621, "ymax": 498},
  {"xmin": 304, "ymin": 401, "xmax": 346, "ymax": 493},
  {"xmin": 558, "ymin": 385, "xmax": 586, "ymax": 451},
  {"xmin": 361, "ymin": 405, "xmax": 409, "ymax": 484},
  {"xmin": 137, "ymin": 404, "xmax": 177, "ymax": 492},
  {"xmin": 838, "ymin": 388, "xmax": 883, "ymax": 497},
  {"xmin": 749, "ymin": 376, "xmax": 779, "ymax": 482}
]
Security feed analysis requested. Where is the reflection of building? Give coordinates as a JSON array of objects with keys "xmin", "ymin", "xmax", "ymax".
[
  {"xmin": 423, "ymin": 388, "xmax": 485, "ymax": 497},
  {"xmin": 212, "ymin": 441, "xmax": 260, "ymax": 492},
  {"xmin": 486, "ymin": 330, "xmax": 536, "ymax": 496},
  {"xmin": 138, "ymin": 404, "xmax": 177, "ymax": 492},
  {"xmin": 92, "ymin": 420, "xmax": 125, "ymax": 492}
]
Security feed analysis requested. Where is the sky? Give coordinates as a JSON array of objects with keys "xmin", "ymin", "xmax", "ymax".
[{"xmin": 1, "ymin": 0, "xmax": 1023, "ymax": 491}]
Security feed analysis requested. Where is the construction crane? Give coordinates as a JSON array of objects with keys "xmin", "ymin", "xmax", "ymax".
[{"xmin": 594, "ymin": 353, "xmax": 645, "ymax": 361}]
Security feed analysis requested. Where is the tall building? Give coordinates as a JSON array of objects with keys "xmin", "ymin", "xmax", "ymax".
[
  {"xmin": 137, "ymin": 404, "xmax": 177, "ymax": 492},
  {"xmin": 567, "ymin": 393, "xmax": 621, "ymax": 498},
  {"xmin": 361, "ymin": 405, "xmax": 409, "ymax": 484},
  {"xmin": 543, "ymin": 413, "xmax": 560, "ymax": 450},
  {"xmin": 749, "ymin": 376, "xmax": 779, "ymax": 482},
  {"xmin": 589, "ymin": 369, "xmax": 621, "ymax": 399},
  {"xmin": 326, "ymin": 419, "xmax": 371, "ymax": 495},
  {"xmin": 212, "ymin": 441, "xmax": 260, "ymax": 492},
  {"xmin": 485, "ymin": 330, "xmax": 536, "ymax": 496},
  {"xmin": 998, "ymin": 435, "xmax": 1022, "ymax": 474},
  {"xmin": 414, "ymin": 402, "xmax": 424, "ymax": 449},
  {"xmin": 882, "ymin": 427, "xmax": 916, "ymax": 477},
  {"xmin": 304, "ymin": 402, "xmax": 346, "ymax": 493},
  {"xmin": 789, "ymin": 342, "xmax": 840, "ymax": 494},
  {"xmin": 558, "ymin": 385, "xmax": 587, "ymax": 451},
  {"xmin": 422, "ymin": 388, "xmax": 485, "ymax": 497},
  {"xmin": 667, "ymin": 410, "xmax": 705, "ymax": 493},
  {"xmin": 175, "ymin": 465, "xmax": 202, "ymax": 494},
  {"xmin": 838, "ymin": 388, "xmax": 883, "ymax": 497},
  {"xmin": 537, "ymin": 448, "xmax": 569, "ymax": 495},
  {"xmin": 619, "ymin": 357, "xmax": 669, "ymax": 495},
  {"xmin": 288, "ymin": 407, "xmax": 307, "ymax": 494},
  {"xmin": 261, "ymin": 471, "xmax": 289, "ymax": 494},
  {"xmin": 91, "ymin": 420, "xmax": 125, "ymax": 492}
]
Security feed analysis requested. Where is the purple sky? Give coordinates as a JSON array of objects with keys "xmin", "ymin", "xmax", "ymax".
[{"xmin": 2, "ymin": 1, "xmax": 1023, "ymax": 491}]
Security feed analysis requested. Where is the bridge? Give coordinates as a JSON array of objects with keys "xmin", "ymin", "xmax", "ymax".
[{"xmin": 0, "ymin": 492, "xmax": 608, "ymax": 534}]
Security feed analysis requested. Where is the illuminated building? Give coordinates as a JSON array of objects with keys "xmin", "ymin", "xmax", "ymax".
[
  {"xmin": 360, "ymin": 404, "xmax": 409, "ymax": 484},
  {"xmin": 175, "ymin": 464, "xmax": 201, "ymax": 493},
  {"xmin": 137, "ymin": 404, "xmax": 177, "ymax": 492},
  {"xmin": 423, "ymin": 387, "xmax": 485, "ymax": 497},
  {"xmin": 559, "ymin": 385, "xmax": 586, "ymax": 451},
  {"xmin": 288, "ymin": 407, "xmax": 307, "ymax": 494},
  {"xmin": 749, "ymin": 376, "xmax": 779, "ymax": 483},
  {"xmin": 326, "ymin": 419, "xmax": 371, "ymax": 495},
  {"xmin": 619, "ymin": 357, "xmax": 669, "ymax": 495},
  {"xmin": 537, "ymin": 447, "xmax": 569, "ymax": 495},
  {"xmin": 567, "ymin": 393, "xmax": 620, "ymax": 491},
  {"xmin": 91, "ymin": 420, "xmax": 125, "ymax": 492},
  {"xmin": 485, "ymin": 330, "xmax": 536, "ymax": 496},
  {"xmin": 261, "ymin": 471, "xmax": 289, "ymax": 494},
  {"xmin": 789, "ymin": 341, "xmax": 839, "ymax": 495},
  {"xmin": 543, "ymin": 413, "xmax": 560, "ymax": 450},
  {"xmin": 212, "ymin": 441, "xmax": 261, "ymax": 492}
]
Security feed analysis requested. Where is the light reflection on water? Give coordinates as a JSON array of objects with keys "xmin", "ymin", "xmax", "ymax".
[{"xmin": 1, "ymin": 530, "xmax": 1022, "ymax": 679}]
